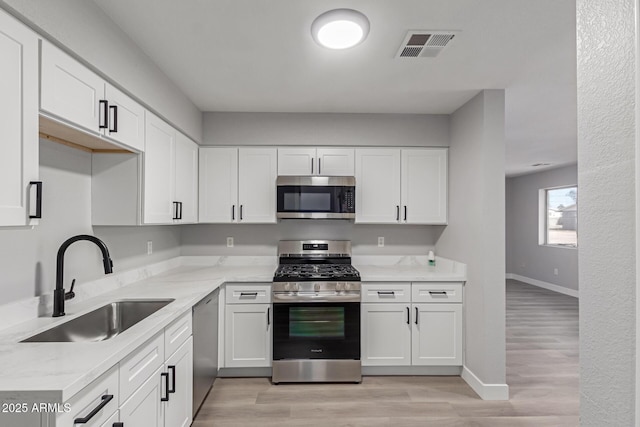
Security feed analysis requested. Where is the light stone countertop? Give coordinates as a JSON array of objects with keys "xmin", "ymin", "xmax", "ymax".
[{"xmin": 0, "ymin": 255, "xmax": 465, "ymax": 402}]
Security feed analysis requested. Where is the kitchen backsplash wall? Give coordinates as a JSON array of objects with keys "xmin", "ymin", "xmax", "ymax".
[
  {"xmin": 203, "ymin": 112, "xmax": 449, "ymax": 147},
  {"xmin": 181, "ymin": 222, "xmax": 442, "ymax": 256},
  {"xmin": 0, "ymin": 140, "xmax": 181, "ymax": 307}
]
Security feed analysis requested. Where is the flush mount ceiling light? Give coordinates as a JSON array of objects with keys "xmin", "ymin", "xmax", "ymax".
[{"xmin": 311, "ymin": 9, "xmax": 370, "ymax": 49}]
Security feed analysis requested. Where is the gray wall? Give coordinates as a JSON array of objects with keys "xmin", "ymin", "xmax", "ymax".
[
  {"xmin": 0, "ymin": 140, "xmax": 181, "ymax": 306},
  {"xmin": 0, "ymin": 0, "xmax": 202, "ymax": 142},
  {"xmin": 203, "ymin": 112, "xmax": 449, "ymax": 147},
  {"xmin": 182, "ymin": 223, "xmax": 442, "ymax": 256},
  {"xmin": 436, "ymin": 90, "xmax": 507, "ymax": 388},
  {"xmin": 577, "ymin": 0, "xmax": 636, "ymax": 424},
  {"xmin": 506, "ymin": 164, "xmax": 578, "ymax": 291}
]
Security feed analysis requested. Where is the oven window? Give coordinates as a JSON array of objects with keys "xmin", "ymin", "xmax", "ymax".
[
  {"xmin": 289, "ymin": 307, "xmax": 345, "ymax": 339},
  {"xmin": 283, "ymin": 192, "xmax": 332, "ymax": 212}
]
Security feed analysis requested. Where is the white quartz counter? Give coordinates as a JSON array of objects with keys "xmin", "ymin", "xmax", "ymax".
[{"xmin": 0, "ymin": 255, "xmax": 465, "ymax": 402}]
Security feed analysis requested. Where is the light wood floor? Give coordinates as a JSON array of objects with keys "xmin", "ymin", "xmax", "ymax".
[{"xmin": 193, "ymin": 279, "xmax": 579, "ymax": 426}]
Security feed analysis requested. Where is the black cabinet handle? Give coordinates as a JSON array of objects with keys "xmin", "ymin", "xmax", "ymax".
[
  {"xmin": 29, "ymin": 181, "xmax": 43, "ymax": 219},
  {"xmin": 168, "ymin": 365, "xmax": 176, "ymax": 393},
  {"xmin": 377, "ymin": 291, "xmax": 395, "ymax": 295},
  {"xmin": 406, "ymin": 307, "xmax": 410, "ymax": 324},
  {"xmin": 240, "ymin": 205, "xmax": 243, "ymax": 220},
  {"xmin": 396, "ymin": 205, "xmax": 399, "ymax": 221},
  {"xmin": 240, "ymin": 292, "xmax": 258, "ymax": 296},
  {"xmin": 311, "ymin": 158, "xmax": 314, "ymax": 174},
  {"xmin": 404, "ymin": 206, "xmax": 407, "ymax": 221},
  {"xmin": 232, "ymin": 204, "xmax": 235, "ymax": 220},
  {"xmin": 178, "ymin": 202, "xmax": 183, "ymax": 220},
  {"xmin": 267, "ymin": 307, "xmax": 270, "ymax": 326},
  {"xmin": 109, "ymin": 105, "xmax": 118, "ymax": 133},
  {"xmin": 172, "ymin": 202, "xmax": 179, "ymax": 220},
  {"xmin": 99, "ymin": 100, "xmax": 108, "ymax": 129},
  {"xmin": 429, "ymin": 291, "xmax": 447, "ymax": 295},
  {"xmin": 415, "ymin": 307, "xmax": 418, "ymax": 325},
  {"xmin": 318, "ymin": 158, "xmax": 321, "ymax": 174},
  {"xmin": 161, "ymin": 372, "xmax": 170, "ymax": 401},
  {"xmin": 113, "ymin": 423, "xmax": 124, "ymax": 427},
  {"xmin": 74, "ymin": 394, "xmax": 113, "ymax": 424}
]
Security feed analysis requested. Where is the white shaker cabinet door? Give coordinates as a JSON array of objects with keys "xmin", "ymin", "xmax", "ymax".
[
  {"xmin": 401, "ymin": 148, "xmax": 448, "ymax": 224},
  {"xmin": 238, "ymin": 148, "xmax": 277, "ymax": 223},
  {"xmin": 164, "ymin": 337, "xmax": 193, "ymax": 427},
  {"xmin": 361, "ymin": 303, "xmax": 411, "ymax": 366},
  {"xmin": 277, "ymin": 147, "xmax": 315, "ymax": 175},
  {"xmin": 317, "ymin": 148, "xmax": 354, "ymax": 176},
  {"xmin": 355, "ymin": 149, "xmax": 401, "ymax": 223},
  {"xmin": 40, "ymin": 41, "xmax": 105, "ymax": 134},
  {"xmin": 199, "ymin": 147, "xmax": 238, "ymax": 223},
  {"xmin": 412, "ymin": 303, "xmax": 462, "ymax": 366},
  {"xmin": 103, "ymin": 83, "xmax": 146, "ymax": 152},
  {"xmin": 174, "ymin": 133, "xmax": 199, "ymax": 223},
  {"xmin": 143, "ymin": 113, "xmax": 176, "ymax": 224},
  {"xmin": 225, "ymin": 304, "xmax": 271, "ymax": 368},
  {"xmin": 0, "ymin": 10, "xmax": 39, "ymax": 226},
  {"xmin": 119, "ymin": 367, "xmax": 164, "ymax": 427}
]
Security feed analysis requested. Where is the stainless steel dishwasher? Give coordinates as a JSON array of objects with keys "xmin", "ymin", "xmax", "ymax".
[{"xmin": 192, "ymin": 288, "xmax": 219, "ymax": 417}]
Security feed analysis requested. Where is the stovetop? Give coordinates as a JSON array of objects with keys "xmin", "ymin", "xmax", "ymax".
[{"xmin": 273, "ymin": 263, "xmax": 361, "ymax": 282}]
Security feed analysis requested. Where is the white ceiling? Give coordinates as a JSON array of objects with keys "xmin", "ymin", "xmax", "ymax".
[{"xmin": 92, "ymin": 0, "xmax": 577, "ymax": 176}]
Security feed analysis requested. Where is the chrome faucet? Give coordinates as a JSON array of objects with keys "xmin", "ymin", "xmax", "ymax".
[{"xmin": 53, "ymin": 235, "xmax": 114, "ymax": 317}]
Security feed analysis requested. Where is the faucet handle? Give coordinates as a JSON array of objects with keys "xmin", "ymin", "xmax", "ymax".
[{"xmin": 64, "ymin": 279, "xmax": 76, "ymax": 301}]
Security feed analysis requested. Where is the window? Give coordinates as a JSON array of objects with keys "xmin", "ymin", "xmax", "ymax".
[{"xmin": 539, "ymin": 186, "xmax": 577, "ymax": 248}]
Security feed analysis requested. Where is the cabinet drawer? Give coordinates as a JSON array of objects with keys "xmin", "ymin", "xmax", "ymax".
[
  {"xmin": 165, "ymin": 311, "xmax": 192, "ymax": 358},
  {"xmin": 412, "ymin": 283, "xmax": 463, "ymax": 303},
  {"xmin": 57, "ymin": 364, "xmax": 118, "ymax": 427},
  {"xmin": 226, "ymin": 284, "xmax": 271, "ymax": 304},
  {"xmin": 119, "ymin": 332, "xmax": 165, "ymax": 405},
  {"xmin": 361, "ymin": 283, "xmax": 411, "ymax": 303}
]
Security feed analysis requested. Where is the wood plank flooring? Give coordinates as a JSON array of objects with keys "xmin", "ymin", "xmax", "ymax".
[{"xmin": 193, "ymin": 279, "xmax": 579, "ymax": 426}]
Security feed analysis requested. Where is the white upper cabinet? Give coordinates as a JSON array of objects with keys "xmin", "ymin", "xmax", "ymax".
[
  {"xmin": 199, "ymin": 147, "xmax": 238, "ymax": 223},
  {"xmin": 278, "ymin": 147, "xmax": 354, "ymax": 176},
  {"xmin": 238, "ymin": 148, "xmax": 278, "ymax": 223},
  {"xmin": 277, "ymin": 147, "xmax": 316, "ymax": 175},
  {"xmin": 0, "ymin": 10, "xmax": 39, "ymax": 227},
  {"xmin": 144, "ymin": 113, "xmax": 176, "ymax": 224},
  {"xmin": 40, "ymin": 41, "xmax": 146, "ymax": 152},
  {"xmin": 103, "ymin": 83, "xmax": 145, "ymax": 151},
  {"xmin": 316, "ymin": 148, "xmax": 355, "ymax": 176},
  {"xmin": 356, "ymin": 148, "xmax": 447, "ymax": 224},
  {"xmin": 200, "ymin": 147, "xmax": 277, "ymax": 224},
  {"xmin": 401, "ymin": 149, "xmax": 447, "ymax": 224},
  {"xmin": 355, "ymin": 148, "xmax": 401, "ymax": 223},
  {"xmin": 175, "ymin": 133, "xmax": 199, "ymax": 223}
]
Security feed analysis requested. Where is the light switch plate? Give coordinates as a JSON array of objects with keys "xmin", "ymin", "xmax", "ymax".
[
  {"xmin": 378, "ymin": 237, "xmax": 384, "ymax": 247},
  {"xmin": 227, "ymin": 237, "xmax": 234, "ymax": 247}
]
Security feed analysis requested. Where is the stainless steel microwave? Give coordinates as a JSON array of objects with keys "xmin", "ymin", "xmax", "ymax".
[{"xmin": 276, "ymin": 176, "xmax": 355, "ymax": 219}]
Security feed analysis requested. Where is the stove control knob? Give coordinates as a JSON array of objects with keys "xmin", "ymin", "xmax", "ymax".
[
  {"xmin": 345, "ymin": 283, "xmax": 351, "ymax": 291},
  {"xmin": 284, "ymin": 283, "xmax": 290, "ymax": 292},
  {"xmin": 314, "ymin": 283, "xmax": 320, "ymax": 292},
  {"xmin": 336, "ymin": 283, "xmax": 344, "ymax": 292},
  {"xmin": 292, "ymin": 283, "xmax": 299, "ymax": 292}
]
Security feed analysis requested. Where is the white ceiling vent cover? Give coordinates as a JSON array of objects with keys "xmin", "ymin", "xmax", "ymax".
[{"xmin": 396, "ymin": 31, "xmax": 458, "ymax": 58}]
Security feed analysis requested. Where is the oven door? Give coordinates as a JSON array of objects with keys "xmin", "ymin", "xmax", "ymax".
[{"xmin": 272, "ymin": 302, "xmax": 360, "ymax": 360}]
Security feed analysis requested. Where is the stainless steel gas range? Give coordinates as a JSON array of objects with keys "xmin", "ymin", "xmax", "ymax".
[{"xmin": 271, "ymin": 240, "xmax": 362, "ymax": 383}]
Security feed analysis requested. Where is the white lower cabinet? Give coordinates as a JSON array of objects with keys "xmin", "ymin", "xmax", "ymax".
[
  {"xmin": 224, "ymin": 284, "xmax": 272, "ymax": 368},
  {"xmin": 361, "ymin": 282, "xmax": 463, "ymax": 367},
  {"xmin": 100, "ymin": 410, "xmax": 120, "ymax": 427},
  {"xmin": 119, "ymin": 367, "xmax": 164, "ymax": 427},
  {"xmin": 164, "ymin": 337, "xmax": 193, "ymax": 427}
]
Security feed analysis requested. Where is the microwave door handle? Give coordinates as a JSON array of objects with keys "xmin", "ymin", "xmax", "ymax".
[{"xmin": 318, "ymin": 158, "xmax": 321, "ymax": 174}]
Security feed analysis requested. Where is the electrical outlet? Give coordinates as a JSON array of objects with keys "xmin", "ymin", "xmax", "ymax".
[
  {"xmin": 147, "ymin": 241, "xmax": 153, "ymax": 255},
  {"xmin": 227, "ymin": 237, "xmax": 234, "ymax": 248},
  {"xmin": 377, "ymin": 237, "xmax": 384, "ymax": 247},
  {"xmin": 553, "ymin": 268, "xmax": 559, "ymax": 276}
]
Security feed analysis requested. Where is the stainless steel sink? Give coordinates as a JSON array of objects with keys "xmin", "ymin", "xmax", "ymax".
[{"xmin": 21, "ymin": 299, "xmax": 174, "ymax": 343}]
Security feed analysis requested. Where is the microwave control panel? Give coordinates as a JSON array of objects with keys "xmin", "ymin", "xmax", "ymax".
[{"xmin": 344, "ymin": 189, "xmax": 355, "ymax": 211}]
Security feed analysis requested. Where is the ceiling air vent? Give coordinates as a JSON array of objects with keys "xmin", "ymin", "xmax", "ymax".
[{"xmin": 396, "ymin": 31, "xmax": 458, "ymax": 58}]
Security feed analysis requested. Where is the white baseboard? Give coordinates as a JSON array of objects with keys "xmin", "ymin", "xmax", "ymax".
[
  {"xmin": 506, "ymin": 273, "xmax": 579, "ymax": 298},
  {"xmin": 461, "ymin": 366, "xmax": 509, "ymax": 400}
]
